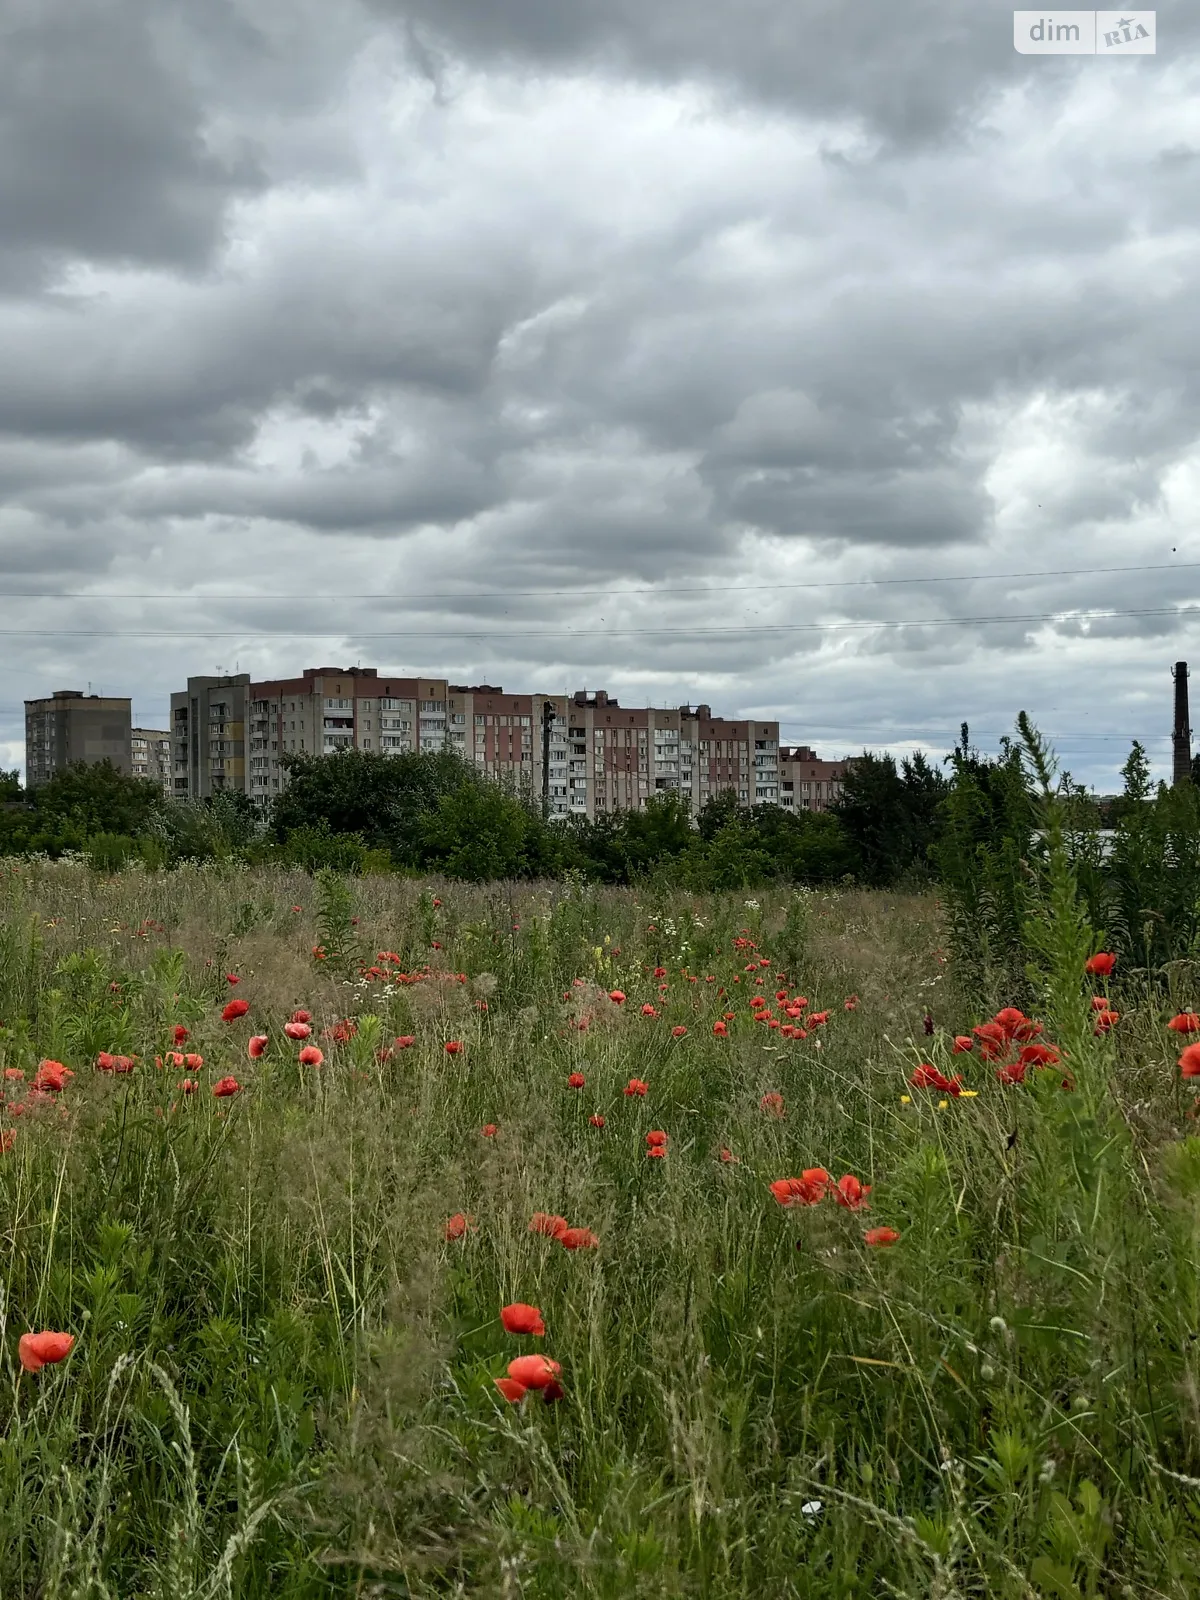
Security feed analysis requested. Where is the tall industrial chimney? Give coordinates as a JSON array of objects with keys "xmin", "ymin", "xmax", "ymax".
[{"xmin": 1173, "ymin": 661, "xmax": 1192, "ymax": 786}]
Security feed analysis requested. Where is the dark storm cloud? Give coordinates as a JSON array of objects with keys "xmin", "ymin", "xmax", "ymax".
[
  {"xmin": 382, "ymin": 0, "xmax": 1200, "ymax": 147},
  {"xmin": 0, "ymin": 0, "xmax": 1197, "ymax": 789},
  {"xmin": 0, "ymin": 0, "xmax": 267, "ymax": 285}
]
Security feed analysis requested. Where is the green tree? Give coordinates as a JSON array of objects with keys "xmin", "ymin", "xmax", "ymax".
[
  {"xmin": 933, "ymin": 724, "xmax": 1037, "ymax": 1005},
  {"xmin": 34, "ymin": 760, "xmax": 164, "ymax": 838},
  {"xmin": 272, "ymin": 748, "xmax": 481, "ymax": 863},
  {"xmin": 832, "ymin": 750, "xmax": 948, "ymax": 887},
  {"xmin": 616, "ymin": 792, "xmax": 696, "ymax": 882},
  {"xmin": 420, "ymin": 780, "xmax": 542, "ymax": 882}
]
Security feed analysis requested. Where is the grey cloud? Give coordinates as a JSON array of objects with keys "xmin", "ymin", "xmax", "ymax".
[
  {"xmin": 0, "ymin": 0, "xmax": 268, "ymax": 284},
  {"xmin": 382, "ymin": 0, "xmax": 1200, "ymax": 151},
  {"xmin": 0, "ymin": 0, "xmax": 1197, "ymax": 790}
]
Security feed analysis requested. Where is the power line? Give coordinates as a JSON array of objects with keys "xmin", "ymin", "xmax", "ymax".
[
  {"xmin": 0, "ymin": 602, "xmax": 1193, "ymax": 640},
  {"xmin": 2, "ymin": 558, "xmax": 1199, "ymax": 604}
]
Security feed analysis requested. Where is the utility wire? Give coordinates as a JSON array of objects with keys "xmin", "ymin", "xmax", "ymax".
[
  {"xmin": 1, "ymin": 558, "xmax": 1198, "ymax": 604},
  {"xmin": 0, "ymin": 602, "xmax": 1193, "ymax": 639}
]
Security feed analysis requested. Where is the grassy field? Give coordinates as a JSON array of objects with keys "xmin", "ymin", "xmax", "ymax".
[{"xmin": 0, "ymin": 857, "xmax": 1198, "ymax": 1597}]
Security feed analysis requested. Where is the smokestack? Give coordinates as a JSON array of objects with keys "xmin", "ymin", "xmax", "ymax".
[{"xmin": 1173, "ymin": 661, "xmax": 1192, "ymax": 786}]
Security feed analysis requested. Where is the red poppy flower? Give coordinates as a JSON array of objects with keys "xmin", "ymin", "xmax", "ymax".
[
  {"xmin": 646, "ymin": 1146, "xmax": 667, "ymax": 1159},
  {"xmin": 3, "ymin": 1068, "xmax": 23, "ymax": 1082},
  {"xmin": 32, "ymin": 1061, "xmax": 72, "ymax": 1093},
  {"xmin": 864, "ymin": 1227, "xmax": 900, "ymax": 1247},
  {"xmin": 247, "ymin": 1035, "xmax": 269, "ymax": 1059},
  {"xmin": 179, "ymin": 1078, "xmax": 199, "ymax": 1094},
  {"xmin": 671, "ymin": 1025, "xmax": 688, "ymax": 1038},
  {"xmin": 624, "ymin": 1079, "xmax": 648, "ymax": 1097},
  {"xmin": 589, "ymin": 1112, "xmax": 605, "ymax": 1128},
  {"xmin": 444, "ymin": 1212, "xmax": 475, "ymax": 1240},
  {"xmin": 482, "ymin": 1123, "xmax": 498, "ymax": 1137},
  {"xmin": 560, "ymin": 1227, "xmax": 600, "ymax": 1250},
  {"xmin": 1012, "ymin": 1019, "xmax": 1043, "ymax": 1041},
  {"xmin": 494, "ymin": 1376, "xmax": 527, "ymax": 1403},
  {"xmin": 567, "ymin": 1072, "xmax": 586, "ymax": 1089},
  {"xmin": 1085, "ymin": 953, "xmax": 1116, "ymax": 976},
  {"xmin": 645, "ymin": 1130, "xmax": 668, "ymax": 1148},
  {"xmin": 608, "ymin": 990, "xmax": 626, "ymax": 1005},
  {"xmin": 298, "ymin": 1046, "xmax": 324, "ymax": 1066},
  {"xmin": 844, "ymin": 995, "xmax": 859, "ymax": 1011},
  {"xmin": 222, "ymin": 999, "xmax": 250, "ymax": 1023},
  {"xmin": 291, "ymin": 905, "xmax": 302, "ymax": 913},
  {"xmin": 226, "ymin": 973, "xmax": 240, "ymax": 985},
  {"xmin": 290, "ymin": 1009, "xmax": 312, "ymax": 1023},
  {"xmin": 392, "ymin": 1035, "xmax": 415, "ymax": 1050},
  {"xmin": 212, "ymin": 1076, "xmax": 241, "ymax": 1098},
  {"xmin": 1019, "ymin": 1043, "xmax": 1060, "ymax": 1066},
  {"xmin": 833, "ymin": 1174, "xmax": 871, "ymax": 1210},
  {"xmin": 1181, "ymin": 1045, "xmax": 1200, "ymax": 1079},
  {"xmin": 760, "ymin": 1093, "xmax": 785, "ymax": 1117},
  {"xmin": 719, "ymin": 1147, "xmax": 736, "ymax": 1164},
  {"xmin": 713, "ymin": 1021, "xmax": 728, "ymax": 1036},
  {"xmin": 184, "ymin": 1053, "xmax": 203, "ymax": 1069},
  {"xmin": 284, "ymin": 1021, "xmax": 310, "ymax": 1040},
  {"xmin": 952, "ymin": 1036, "xmax": 974, "ymax": 1053},
  {"xmin": 501, "ymin": 1303, "xmax": 545, "ymax": 1336},
  {"xmin": 803, "ymin": 1167, "xmax": 832, "ymax": 1191},
  {"xmin": 530, "ymin": 1212, "xmax": 569, "ymax": 1240},
  {"xmin": 1093, "ymin": 1009, "xmax": 1120, "ymax": 1035},
  {"xmin": 18, "ymin": 1331, "xmax": 74, "ymax": 1372},
  {"xmin": 640, "ymin": 1003, "xmax": 657, "ymax": 1017},
  {"xmin": 653, "ymin": 966, "xmax": 667, "ymax": 977},
  {"xmin": 1169, "ymin": 1013, "xmax": 1200, "ymax": 1034},
  {"xmin": 0, "ymin": 1130, "xmax": 15, "ymax": 1154},
  {"xmin": 808, "ymin": 1011, "xmax": 830, "ymax": 1027},
  {"xmin": 750, "ymin": 996, "xmax": 767, "ymax": 1010},
  {"xmin": 996, "ymin": 1060, "xmax": 1027, "ymax": 1085},
  {"xmin": 769, "ymin": 1176, "xmax": 825, "ymax": 1207},
  {"xmin": 173, "ymin": 1025, "xmax": 189, "ymax": 1045},
  {"xmin": 909, "ymin": 1064, "xmax": 962, "ymax": 1096},
  {"xmin": 445, "ymin": 1040, "xmax": 464, "ymax": 1055},
  {"xmin": 1090, "ymin": 995, "xmax": 1108, "ymax": 1011},
  {"xmin": 508, "ymin": 1353, "xmax": 561, "ymax": 1388},
  {"xmin": 993, "ymin": 1007, "xmax": 1027, "ymax": 1040}
]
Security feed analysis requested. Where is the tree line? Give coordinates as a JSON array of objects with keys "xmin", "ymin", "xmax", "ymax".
[{"xmin": 3, "ymin": 727, "xmax": 1198, "ymax": 986}]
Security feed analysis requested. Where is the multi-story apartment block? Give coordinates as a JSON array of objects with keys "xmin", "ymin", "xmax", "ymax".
[
  {"xmin": 165, "ymin": 665, "xmax": 791, "ymax": 821},
  {"xmin": 238, "ymin": 668, "xmax": 574, "ymax": 813},
  {"xmin": 778, "ymin": 745, "xmax": 851, "ymax": 812},
  {"xmin": 561, "ymin": 692, "xmax": 779, "ymax": 818},
  {"xmin": 131, "ymin": 728, "xmax": 172, "ymax": 795},
  {"xmin": 24, "ymin": 691, "xmax": 132, "ymax": 788},
  {"xmin": 169, "ymin": 675, "xmax": 251, "ymax": 799}
]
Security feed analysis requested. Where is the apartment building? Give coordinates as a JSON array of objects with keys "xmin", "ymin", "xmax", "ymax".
[
  {"xmin": 237, "ymin": 668, "xmax": 576, "ymax": 813},
  {"xmin": 24, "ymin": 691, "xmax": 132, "ymax": 788},
  {"xmin": 169, "ymin": 675, "xmax": 251, "ymax": 799},
  {"xmin": 778, "ymin": 745, "xmax": 851, "ymax": 812},
  {"xmin": 558, "ymin": 692, "xmax": 780, "ymax": 819},
  {"xmin": 131, "ymin": 728, "xmax": 172, "ymax": 795},
  {"xmin": 166, "ymin": 664, "xmax": 789, "ymax": 821}
]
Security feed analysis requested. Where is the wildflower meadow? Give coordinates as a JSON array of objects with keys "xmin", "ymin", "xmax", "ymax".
[{"xmin": 2, "ymin": 819, "xmax": 1200, "ymax": 1596}]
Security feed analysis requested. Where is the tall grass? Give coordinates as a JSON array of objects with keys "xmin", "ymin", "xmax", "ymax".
[{"xmin": 0, "ymin": 858, "xmax": 1197, "ymax": 1595}]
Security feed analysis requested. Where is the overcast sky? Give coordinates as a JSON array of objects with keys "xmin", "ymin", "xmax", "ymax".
[{"xmin": 3, "ymin": 0, "xmax": 1198, "ymax": 790}]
